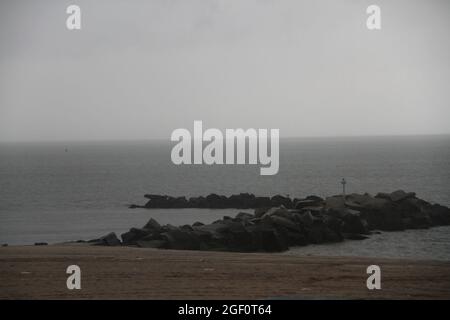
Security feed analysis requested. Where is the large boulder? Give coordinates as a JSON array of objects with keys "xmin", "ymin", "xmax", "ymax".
[
  {"xmin": 261, "ymin": 214, "xmax": 307, "ymax": 246},
  {"xmin": 206, "ymin": 193, "xmax": 229, "ymax": 208},
  {"xmin": 144, "ymin": 194, "xmax": 165, "ymax": 200},
  {"xmin": 228, "ymin": 193, "xmax": 257, "ymax": 208},
  {"xmin": 305, "ymin": 195, "xmax": 324, "ymax": 202},
  {"xmin": 254, "ymin": 207, "xmax": 269, "ymax": 218},
  {"xmin": 222, "ymin": 222, "xmax": 255, "ymax": 251},
  {"xmin": 245, "ymin": 224, "xmax": 288, "ymax": 252},
  {"xmin": 90, "ymin": 232, "xmax": 121, "ymax": 246},
  {"xmin": 303, "ymin": 214, "xmax": 343, "ymax": 244},
  {"xmin": 193, "ymin": 221, "xmax": 231, "ymax": 243},
  {"xmin": 262, "ymin": 214, "xmax": 300, "ymax": 232},
  {"xmin": 194, "ymin": 219, "xmax": 255, "ymax": 250},
  {"xmin": 188, "ymin": 196, "xmax": 208, "ymax": 208},
  {"xmin": 143, "ymin": 218, "xmax": 162, "ymax": 231},
  {"xmin": 426, "ymin": 204, "xmax": 450, "ymax": 226},
  {"xmin": 294, "ymin": 196, "xmax": 324, "ymax": 209},
  {"xmin": 254, "ymin": 197, "xmax": 272, "ymax": 208},
  {"xmin": 144, "ymin": 194, "xmax": 170, "ymax": 208},
  {"xmin": 171, "ymin": 196, "xmax": 189, "ymax": 208},
  {"xmin": 324, "ymin": 196, "xmax": 346, "ymax": 210},
  {"xmin": 270, "ymin": 195, "xmax": 293, "ymax": 208},
  {"xmin": 345, "ymin": 193, "xmax": 387, "ymax": 210},
  {"xmin": 257, "ymin": 206, "xmax": 288, "ymax": 218},
  {"xmin": 160, "ymin": 229, "xmax": 203, "ymax": 250},
  {"xmin": 121, "ymin": 227, "xmax": 152, "ymax": 245},
  {"xmin": 395, "ymin": 197, "xmax": 431, "ymax": 229},
  {"xmin": 340, "ymin": 210, "xmax": 369, "ymax": 234},
  {"xmin": 235, "ymin": 212, "xmax": 254, "ymax": 221},
  {"xmin": 323, "ymin": 215, "xmax": 343, "ymax": 236},
  {"xmin": 298, "ymin": 211, "xmax": 315, "ymax": 227},
  {"xmin": 342, "ymin": 194, "xmax": 402, "ymax": 231},
  {"xmin": 375, "ymin": 190, "xmax": 416, "ymax": 202},
  {"xmin": 368, "ymin": 204, "xmax": 405, "ymax": 231},
  {"xmin": 306, "ymin": 220, "xmax": 326, "ymax": 244}
]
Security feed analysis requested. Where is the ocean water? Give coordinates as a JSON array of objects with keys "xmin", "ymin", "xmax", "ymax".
[
  {"xmin": 0, "ymin": 136, "xmax": 449, "ymax": 259},
  {"xmin": 283, "ymin": 226, "xmax": 450, "ymax": 261}
]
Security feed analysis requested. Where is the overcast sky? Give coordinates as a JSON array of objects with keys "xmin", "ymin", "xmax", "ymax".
[{"xmin": 0, "ymin": 0, "xmax": 449, "ymax": 141}]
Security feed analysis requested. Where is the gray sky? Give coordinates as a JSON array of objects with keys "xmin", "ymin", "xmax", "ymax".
[{"xmin": 0, "ymin": 0, "xmax": 449, "ymax": 141}]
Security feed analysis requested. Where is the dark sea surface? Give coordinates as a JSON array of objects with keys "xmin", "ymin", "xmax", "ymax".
[{"xmin": 1, "ymin": 136, "xmax": 449, "ymax": 259}]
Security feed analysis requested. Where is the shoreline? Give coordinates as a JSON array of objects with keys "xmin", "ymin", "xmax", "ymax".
[{"xmin": 1, "ymin": 245, "xmax": 450, "ymax": 299}]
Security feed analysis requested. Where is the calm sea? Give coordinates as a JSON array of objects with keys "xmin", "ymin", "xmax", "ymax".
[{"xmin": 1, "ymin": 136, "xmax": 449, "ymax": 260}]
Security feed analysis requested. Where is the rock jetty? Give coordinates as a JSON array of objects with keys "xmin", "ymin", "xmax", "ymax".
[
  {"xmin": 93, "ymin": 190, "xmax": 450, "ymax": 253},
  {"xmin": 129, "ymin": 193, "xmax": 291, "ymax": 209}
]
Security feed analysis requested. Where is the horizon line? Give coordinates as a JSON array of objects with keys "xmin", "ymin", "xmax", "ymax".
[{"xmin": 0, "ymin": 132, "xmax": 450, "ymax": 144}]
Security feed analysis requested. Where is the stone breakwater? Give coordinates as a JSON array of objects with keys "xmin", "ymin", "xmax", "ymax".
[
  {"xmin": 89, "ymin": 190, "xmax": 450, "ymax": 253},
  {"xmin": 130, "ymin": 193, "xmax": 302, "ymax": 209}
]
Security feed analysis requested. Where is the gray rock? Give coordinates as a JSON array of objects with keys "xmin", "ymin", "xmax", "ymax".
[
  {"xmin": 260, "ymin": 207, "xmax": 288, "ymax": 218},
  {"xmin": 294, "ymin": 196, "xmax": 324, "ymax": 209},
  {"xmin": 254, "ymin": 207, "xmax": 269, "ymax": 218},
  {"xmin": 246, "ymin": 225, "xmax": 288, "ymax": 252},
  {"xmin": 376, "ymin": 190, "xmax": 416, "ymax": 202},
  {"xmin": 121, "ymin": 228, "xmax": 151, "ymax": 245},
  {"xmin": 262, "ymin": 214, "xmax": 300, "ymax": 232},
  {"xmin": 325, "ymin": 196, "xmax": 346, "ymax": 209},
  {"xmin": 235, "ymin": 212, "xmax": 254, "ymax": 221},
  {"xmin": 270, "ymin": 195, "xmax": 293, "ymax": 208},
  {"xmin": 117, "ymin": 191, "xmax": 450, "ymax": 253},
  {"xmin": 160, "ymin": 229, "xmax": 202, "ymax": 250},
  {"xmin": 180, "ymin": 224, "xmax": 194, "ymax": 231},
  {"xmin": 91, "ymin": 232, "xmax": 121, "ymax": 246},
  {"xmin": 427, "ymin": 204, "xmax": 450, "ymax": 225},
  {"xmin": 299, "ymin": 211, "xmax": 315, "ymax": 227},
  {"xmin": 341, "ymin": 210, "xmax": 369, "ymax": 234},
  {"xmin": 143, "ymin": 218, "xmax": 161, "ymax": 231}
]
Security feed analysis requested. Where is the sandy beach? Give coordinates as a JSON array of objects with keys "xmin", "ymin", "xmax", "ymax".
[{"xmin": 1, "ymin": 245, "xmax": 449, "ymax": 299}]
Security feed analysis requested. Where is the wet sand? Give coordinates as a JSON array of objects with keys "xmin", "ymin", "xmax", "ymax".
[{"xmin": 1, "ymin": 245, "xmax": 449, "ymax": 299}]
